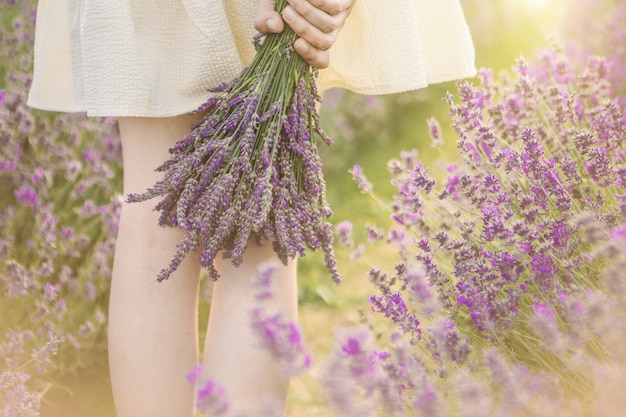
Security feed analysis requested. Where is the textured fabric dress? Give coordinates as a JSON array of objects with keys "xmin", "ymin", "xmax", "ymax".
[{"xmin": 27, "ymin": 0, "xmax": 476, "ymax": 117}]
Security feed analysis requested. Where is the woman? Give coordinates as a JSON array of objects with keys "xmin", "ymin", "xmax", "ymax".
[{"xmin": 28, "ymin": 1, "xmax": 475, "ymax": 415}]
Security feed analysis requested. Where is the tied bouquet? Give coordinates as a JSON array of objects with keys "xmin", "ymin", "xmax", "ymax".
[{"xmin": 128, "ymin": 0, "xmax": 339, "ymax": 283}]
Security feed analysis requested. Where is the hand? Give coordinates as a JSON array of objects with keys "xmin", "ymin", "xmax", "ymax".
[{"xmin": 255, "ymin": 0, "xmax": 356, "ymax": 69}]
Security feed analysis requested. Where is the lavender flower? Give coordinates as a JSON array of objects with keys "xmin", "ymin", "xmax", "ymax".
[
  {"xmin": 368, "ymin": 292, "xmax": 421, "ymax": 344},
  {"xmin": 403, "ymin": 264, "xmax": 442, "ymax": 315},
  {"xmin": 334, "ymin": 46, "xmax": 626, "ymax": 415},
  {"xmin": 336, "ymin": 220, "xmax": 354, "ymax": 248},
  {"xmin": 427, "ymin": 117, "xmax": 444, "ymax": 148},
  {"xmin": 0, "ymin": 371, "xmax": 39, "ymax": 417},
  {"xmin": 249, "ymin": 310, "xmax": 312, "ymax": 377},
  {"xmin": 349, "ymin": 165, "xmax": 373, "ymax": 194},
  {"xmin": 450, "ymin": 371, "xmax": 492, "ymax": 417},
  {"xmin": 1, "ymin": 1, "xmax": 121, "ymax": 414},
  {"xmin": 249, "ymin": 261, "xmax": 312, "ymax": 377},
  {"xmin": 321, "ymin": 327, "xmax": 396, "ymax": 417},
  {"xmin": 426, "ymin": 318, "xmax": 470, "ymax": 366},
  {"xmin": 128, "ymin": 0, "xmax": 339, "ymax": 284},
  {"xmin": 186, "ymin": 367, "xmax": 230, "ymax": 416},
  {"xmin": 561, "ymin": 0, "xmax": 626, "ymax": 107}
]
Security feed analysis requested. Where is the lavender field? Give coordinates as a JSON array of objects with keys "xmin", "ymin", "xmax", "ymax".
[{"xmin": 2, "ymin": 0, "xmax": 626, "ymax": 416}]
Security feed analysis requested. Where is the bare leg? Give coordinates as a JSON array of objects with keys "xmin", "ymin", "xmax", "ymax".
[
  {"xmin": 203, "ymin": 245, "xmax": 298, "ymax": 415},
  {"xmin": 108, "ymin": 115, "xmax": 202, "ymax": 417}
]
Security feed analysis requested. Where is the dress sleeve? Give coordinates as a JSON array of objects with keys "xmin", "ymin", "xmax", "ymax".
[{"xmin": 318, "ymin": 0, "xmax": 477, "ymax": 94}]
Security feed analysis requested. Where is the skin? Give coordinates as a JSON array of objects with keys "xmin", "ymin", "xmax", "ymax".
[
  {"xmin": 255, "ymin": 0, "xmax": 357, "ymax": 69},
  {"xmin": 108, "ymin": 3, "xmax": 356, "ymax": 416}
]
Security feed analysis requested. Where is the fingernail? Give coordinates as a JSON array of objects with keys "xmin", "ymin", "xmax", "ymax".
[
  {"xmin": 266, "ymin": 19, "xmax": 277, "ymax": 32},
  {"xmin": 283, "ymin": 8, "xmax": 295, "ymax": 23}
]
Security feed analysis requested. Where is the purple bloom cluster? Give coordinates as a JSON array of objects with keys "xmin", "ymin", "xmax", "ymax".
[
  {"xmin": 562, "ymin": 0, "xmax": 626, "ymax": 107},
  {"xmin": 250, "ymin": 261, "xmax": 312, "ymax": 377},
  {"xmin": 1, "ymin": 1, "xmax": 121, "ymax": 414},
  {"xmin": 128, "ymin": 0, "xmax": 338, "ymax": 284},
  {"xmin": 330, "ymin": 47, "xmax": 626, "ymax": 415},
  {"xmin": 401, "ymin": 51, "xmax": 626, "ymax": 344},
  {"xmin": 0, "ymin": 371, "xmax": 39, "ymax": 417},
  {"xmin": 321, "ymin": 327, "xmax": 402, "ymax": 417},
  {"xmin": 186, "ymin": 366, "xmax": 230, "ymax": 416},
  {"xmin": 249, "ymin": 309, "xmax": 312, "ymax": 378},
  {"xmin": 368, "ymin": 292, "xmax": 421, "ymax": 344}
]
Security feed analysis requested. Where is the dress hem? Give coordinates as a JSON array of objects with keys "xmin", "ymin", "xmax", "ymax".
[
  {"xmin": 27, "ymin": 68, "xmax": 477, "ymax": 118},
  {"xmin": 321, "ymin": 69, "xmax": 477, "ymax": 96},
  {"xmin": 26, "ymin": 97, "xmax": 209, "ymax": 118}
]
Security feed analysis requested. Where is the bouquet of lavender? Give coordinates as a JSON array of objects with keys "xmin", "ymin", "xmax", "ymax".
[{"xmin": 128, "ymin": 0, "xmax": 339, "ymax": 283}]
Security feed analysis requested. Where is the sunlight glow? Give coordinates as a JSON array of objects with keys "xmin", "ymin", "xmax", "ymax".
[{"xmin": 525, "ymin": 0, "xmax": 552, "ymax": 9}]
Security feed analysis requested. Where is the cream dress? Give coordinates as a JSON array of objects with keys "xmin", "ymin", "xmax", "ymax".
[{"xmin": 27, "ymin": 0, "xmax": 476, "ymax": 117}]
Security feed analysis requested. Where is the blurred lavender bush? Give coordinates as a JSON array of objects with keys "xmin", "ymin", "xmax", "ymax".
[
  {"xmin": 1, "ymin": 1, "xmax": 121, "ymax": 415},
  {"xmin": 331, "ymin": 50, "xmax": 626, "ymax": 416},
  {"xmin": 561, "ymin": 0, "xmax": 626, "ymax": 106}
]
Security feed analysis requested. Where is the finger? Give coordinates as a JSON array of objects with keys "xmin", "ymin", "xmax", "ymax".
[
  {"xmin": 286, "ymin": 0, "xmax": 342, "ymax": 33},
  {"xmin": 293, "ymin": 38, "xmax": 330, "ymax": 69},
  {"xmin": 299, "ymin": 0, "xmax": 349, "ymax": 16},
  {"xmin": 254, "ymin": 0, "xmax": 285, "ymax": 33},
  {"xmin": 282, "ymin": 5, "xmax": 337, "ymax": 51}
]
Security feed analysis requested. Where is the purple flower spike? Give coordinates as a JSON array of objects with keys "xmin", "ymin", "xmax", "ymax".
[
  {"xmin": 336, "ymin": 220, "xmax": 354, "ymax": 248},
  {"xmin": 369, "ymin": 291, "xmax": 421, "ymax": 344},
  {"xmin": 196, "ymin": 379, "xmax": 230, "ymax": 416},
  {"xmin": 427, "ymin": 117, "xmax": 444, "ymax": 148},
  {"xmin": 249, "ymin": 262, "xmax": 312, "ymax": 377},
  {"xmin": 250, "ymin": 308, "xmax": 312, "ymax": 377},
  {"xmin": 128, "ymin": 0, "xmax": 339, "ymax": 284},
  {"xmin": 350, "ymin": 165, "xmax": 373, "ymax": 193}
]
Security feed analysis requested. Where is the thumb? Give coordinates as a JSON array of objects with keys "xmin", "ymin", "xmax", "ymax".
[{"xmin": 254, "ymin": 0, "xmax": 284, "ymax": 33}]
